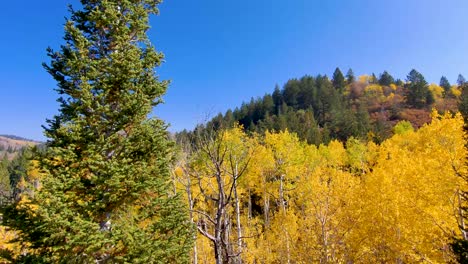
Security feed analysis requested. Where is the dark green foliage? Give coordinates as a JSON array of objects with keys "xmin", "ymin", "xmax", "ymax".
[
  {"xmin": 355, "ymin": 104, "xmax": 372, "ymax": 138},
  {"xmin": 6, "ymin": 148, "xmax": 31, "ymax": 200},
  {"xmin": 181, "ymin": 67, "xmax": 444, "ymax": 147},
  {"xmin": 3, "ymin": 0, "xmax": 193, "ymax": 262},
  {"xmin": 440, "ymin": 76, "xmax": 451, "ymax": 97},
  {"xmin": 183, "ymin": 73, "xmax": 371, "ymax": 145},
  {"xmin": 346, "ymin": 68, "xmax": 355, "ymax": 83},
  {"xmin": 283, "ymin": 79, "xmax": 301, "ymax": 108},
  {"xmin": 370, "ymin": 73, "xmax": 378, "ymax": 84},
  {"xmin": 395, "ymin": 79, "xmax": 404, "ymax": 86},
  {"xmin": 330, "ymin": 106, "xmax": 358, "ymax": 141},
  {"xmin": 452, "ymin": 239, "xmax": 468, "ymax": 264},
  {"xmin": 332, "ymin": 67, "xmax": 346, "ymax": 90},
  {"xmin": 0, "ymin": 155, "xmax": 10, "ymax": 206},
  {"xmin": 459, "ymin": 84, "xmax": 468, "ymax": 124},
  {"xmin": 405, "ymin": 69, "xmax": 433, "ymax": 108},
  {"xmin": 272, "ymin": 85, "xmax": 283, "ymax": 114},
  {"xmin": 379, "ymin": 71, "xmax": 395, "ymax": 86},
  {"xmin": 458, "ymin": 74, "xmax": 467, "ymax": 86}
]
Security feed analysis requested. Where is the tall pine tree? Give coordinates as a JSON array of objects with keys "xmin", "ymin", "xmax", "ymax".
[
  {"xmin": 332, "ymin": 67, "xmax": 346, "ymax": 90},
  {"xmin": 378, "ymin": 71, "xmax": 395, "ymax": 86},
  {"xmin": 346, "ymin": 68, "xmax": 355, "ymax": 84},
  {"xmin": 3, "ymin": 0, "xmax": 193, "ymax": 262},
  {"xmin": 405, "ymin": 69, "xmax": 433, "ymax": 108},
  {"xmin": 458, "ymin": 74, "xmax": 467, "ymax": 86},
  {"xmin": 439, "ymin": 76, "xmax": 451, "ymax": 97}
]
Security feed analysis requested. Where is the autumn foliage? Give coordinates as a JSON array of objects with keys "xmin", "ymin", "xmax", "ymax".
[{"xmin": 175, "ymin": 111, "xmax": 467, "ymax": 263}]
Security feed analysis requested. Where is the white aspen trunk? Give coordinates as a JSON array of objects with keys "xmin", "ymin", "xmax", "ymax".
[
  {"xmin": 279, "ymin": 174, "xmax": 291, "ymax": 264},
  {"xmin": 215, "ymin": 169, "xmax": 225, "ymax": 264},
  {"xmin": 280, "ymin": 174, "xmax": 286, "ymax": 213},
  {"xmin": 458, "ymin": 189, "xmax": 468, "ymax": 240},
  {"xmin": 264, "ymin": 195, "xmax": 270, "ymax": 227},
  {"xmin": 264, "ymin": 174, "xmax": 270, "ymax": 226},
  {"xmin": 234, "ymin": 179, "xmax": 243, "ymax": 264},
  {"xmin": 185, "ymin": 175, "xmax": 198, "ymax": 264}
]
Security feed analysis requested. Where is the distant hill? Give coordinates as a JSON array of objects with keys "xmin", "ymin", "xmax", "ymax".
[
  {"xmin": 0, "ymin": 134, "xmax": 38, "ymax": 142},
  {"xmin": 0, "ymin": 135, "xmax": 40, "ymax": 160},
  {"xmin": 177, "ymin": 68, "xmax": 463, "ymax": 145}
]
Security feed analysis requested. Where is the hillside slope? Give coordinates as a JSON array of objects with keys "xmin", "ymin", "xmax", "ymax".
[
  {"xmin": 0, "ymin": 135, "xmax": 39, "ymax": 160},
  {"xmin": 179, "ymin": 69, "xmax": 463, "ymax": 145}
]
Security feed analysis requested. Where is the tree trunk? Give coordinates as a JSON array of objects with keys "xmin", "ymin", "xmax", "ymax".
[
  {"xmin": 186, "ymin": 176, "xmax": 198, "ymax": 264},
  {"xmin": 458, "ymin": 189, "xmax": 468, "ymax": 240},
  {"xmin": 214, "ymin": 169, "xmax": 228, "ymax": 264},
  {"xmin": 233, "ymin": 177, "xmax": 243, "ymax": 264}
]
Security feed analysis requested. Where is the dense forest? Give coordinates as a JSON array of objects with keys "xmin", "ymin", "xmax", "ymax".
[
  {"xmin": 2, "ymin": 0, "xmax": 468, "ymax": 263},
  {"xmin": 173, "ymin": 112, "xmax": 467, "ymax": 263},
  {"xmin": 178, "ymin": 68, "xmax": 466, "ymax": 145}
]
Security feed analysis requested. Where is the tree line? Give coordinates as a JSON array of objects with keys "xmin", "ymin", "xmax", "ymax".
[{"xmin": 178, "ymin": 68, "xmax": 466, "ymax": 145}]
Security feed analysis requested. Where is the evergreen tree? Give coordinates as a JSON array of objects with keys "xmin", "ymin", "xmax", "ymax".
[
  {"xmin": 3, "ymin": 1, "xmax": 193, "ymax": 262},
  {"xmin": 224, "ymin": 109, "xmax": 235, "ymax": 127},
  {"xmin": 0, "ymin": 155, "xmax": 10, "ymax": 206},
  {"xmin": 272, "ymin": 84, "xmax": 283, "ymax": 114},
  {"xmin": 297, "ymin": 75, "xmax": 316, "ymax": 109},
  {"xmin": 370, "ymin": 73, "xmax": 378, "ymax": 84},
  {"xmin": 262, "ymin": 94, "xmax": 275, "ymax": 115},
  {"xmin": 395, "ymin": 79, "xmax": 404, "ymax": 86},
  {"xmin": 378, "ymin": 71, "xmax": 395, "ymax": 86},
  {"xmin": 346, "ymin": 68, "xmax": 355, "ymax": 84},
  {"xmin": 283, "ymin": 79, "xmax": 301, "ymax": 109},
  {"xmin": 6, "ymin": 148, "xmax": 30, "ymax": 200},
  {"xmin": 459, "ymin": 83, "xmax": 468, "ymax": 124},
  {"xmin": 332, "ymin": 67, "xmax": 346, "ymax": 90},
  {"xmin": 458, "ymin": 74, "xmax": 466, "ymax": 86},
  {"xmin": 405, "ymin": 69, "xmax": 433, "ymax": 108},
  {"xmin": 439, "ymin": 76, "xmax": 451, "ymax": 97},
  {"xmin": 355, "ymin": 104, "xmax": 371, "ymax": 138}
]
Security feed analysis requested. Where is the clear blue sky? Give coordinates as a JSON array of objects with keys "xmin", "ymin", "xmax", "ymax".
[{"xmin": 1, "ymin": 0, "xmax": 468, "ymax": 141}]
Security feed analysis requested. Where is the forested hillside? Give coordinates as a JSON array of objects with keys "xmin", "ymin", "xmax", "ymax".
[
  {"xmin": 0, "ymin": 135, "xmax": 39, "ymax": 160},
  {"xmin": 2, "ymin": 0, "xmax": 468, "ymax": 263},
  {"xmin": 179, "ymin": 68, "xmax": 465, "ymax": 145},
  {"xmin": 174, "ymin": 112, "xmax": 468, "ymax": 263},
  {"xmin": 169, "ymin": 68, "xmax": 468, "ymax": 263}
]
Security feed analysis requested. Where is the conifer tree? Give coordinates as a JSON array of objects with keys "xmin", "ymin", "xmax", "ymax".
[
  {"xmin": 458, "ymin": 74, "xmax": 467, "ymax": 86},
  {"xmin": 332, "ymin": 67, "xmax": 346, "ymax": 90},
  {"xmin": 7, "ymin": 148, "xmax": 31, "ymax": 200},
  {"xmin": 369, "ymin": 73, "xmax": 378, "ymax": 84},
  {"xmin": 395, "ymin": 78, "xmax": 404, "ymax": 86},
  {"xmin": 440, "ymin": 76, "xmax": 451, "ymax": 96},
  {"xmin": 0, "ymin": 155, "xmax": 10, "ymax": 206},
  {"xmin": 3, "ymin": 0, "xmax": 193, "ymax": 262},
  {"xmin": 378, "ymin": 71, "xmax": 395, "ymax": 86},
  {"xmin": 346, "ymin": 68, "xmax": 355, "ymax": 84},
  {"xmin": 272, "ymin": 85, "xmax": 283, "ymax": 114},
  {"xmin": 405, "ymin": 69, "xmax": 433, "ymax": 108}
]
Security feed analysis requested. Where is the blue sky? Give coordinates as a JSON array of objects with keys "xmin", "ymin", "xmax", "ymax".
[{"xmin": 1, "ymin": 0, "xmax": 468, "ymax": 141}]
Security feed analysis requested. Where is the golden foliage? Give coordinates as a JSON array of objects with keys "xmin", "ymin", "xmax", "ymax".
[
  {"xmin": 428, "ymin": 83, "xmax": 444, "ymax": 99},
  {"xmin": 451, "ymin": 85, "xmax": 462, "ymax": 98},
  {"xmin": 175, "ymin": 112, "xmax": 466, "ymax": 263}
]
